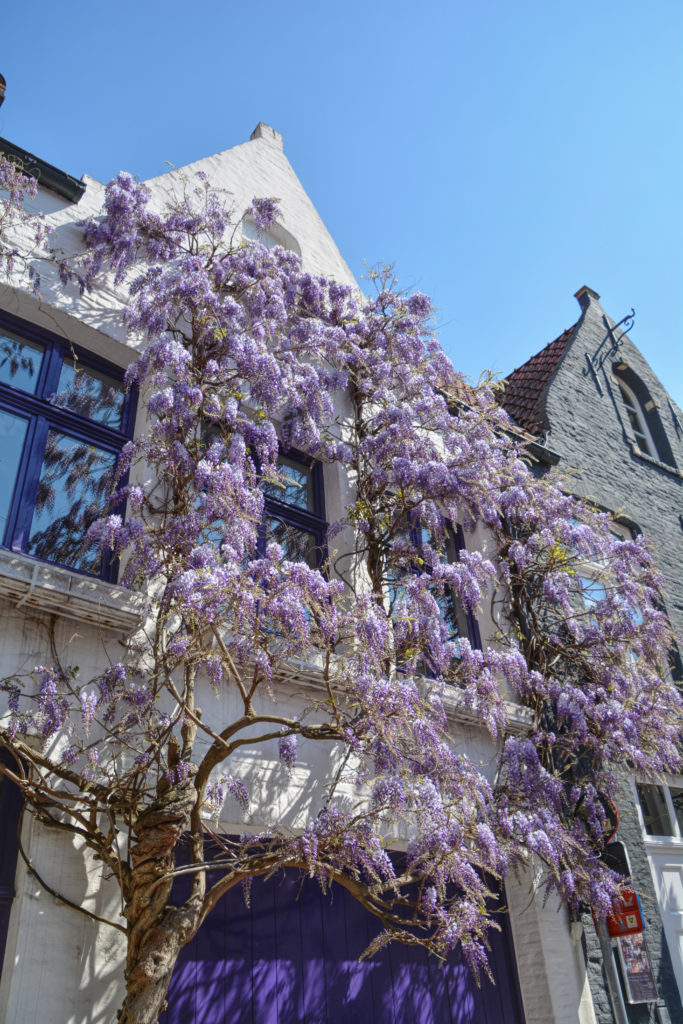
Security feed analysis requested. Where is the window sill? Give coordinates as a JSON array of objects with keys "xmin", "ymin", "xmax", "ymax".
[
  {"xmin": 641, "ymin": 835, "xmax": 683, "ymax": 851},
  {"xmin": 0, "ymin": 549, "xmax": 147, "ymax": 632},
  {"xmin": 274, "ymin": 653, "xmax": 534, "ymax": 735},
  {"xmin": 630, "ymin": 444, "xmax": 682, "ymax": 478}
]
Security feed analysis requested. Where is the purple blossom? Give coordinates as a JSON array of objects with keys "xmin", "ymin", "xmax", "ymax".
[
  {"xmin": 80, "ymin": 691, "xmax": 98, "ymax": 734},
  {"xmin": 246, "ymin": 197, "xmax": 281, "ymax": 235},
  {"xmin": 278, "ymin": 733, "xmax": 297, "ymax": 772}
]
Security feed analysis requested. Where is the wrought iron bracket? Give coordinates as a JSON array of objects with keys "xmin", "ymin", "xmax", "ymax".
[{"xmin": 582, "ymin": 308, "xmax": 636, "ymax": 388}]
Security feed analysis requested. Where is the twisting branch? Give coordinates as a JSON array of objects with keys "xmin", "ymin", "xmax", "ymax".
[{"xmin": 15, "ymin": 806, "xmax": 127, "ymax": 935}]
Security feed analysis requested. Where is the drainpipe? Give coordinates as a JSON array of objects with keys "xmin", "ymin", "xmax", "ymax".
[{"xmin": 595, "ymin": 919, "xmax": 629, "ymax": 1024}]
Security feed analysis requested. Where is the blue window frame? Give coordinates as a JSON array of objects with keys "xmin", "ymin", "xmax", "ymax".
[
  {"xmin": 0, "ymin": 311, "xmax": 135, "ymax": 581},
  {"xmin": 261, "ymin": 452, "xmax": 327, "ymax": 569}
]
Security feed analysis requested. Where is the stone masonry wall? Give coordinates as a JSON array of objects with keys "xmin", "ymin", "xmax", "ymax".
[{"xmin": 539, "ymin": 290, "xmax": 683, "ymax": 1023}]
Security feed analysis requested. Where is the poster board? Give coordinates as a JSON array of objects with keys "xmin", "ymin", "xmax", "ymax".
[{"xmin": 616, "ymin": 931, "xmax": 658, "ymax": 1004}]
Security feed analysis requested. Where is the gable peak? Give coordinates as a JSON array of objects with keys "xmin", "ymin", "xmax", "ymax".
[{"xmin": 249, "ymin": 123, "xmax": 283, "ymax": 150}]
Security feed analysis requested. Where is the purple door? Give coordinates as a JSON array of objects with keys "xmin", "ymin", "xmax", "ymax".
[
  {"xmin": 162, "ymin": 869, "xmax": 525, "ymax": 1024},
  {"xmin": 0, "ymin": 750, "xmax": 22, "ymax": 981}
]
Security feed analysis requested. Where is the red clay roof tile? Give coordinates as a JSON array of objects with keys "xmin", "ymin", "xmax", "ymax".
[{"xmin": 501, "ymin": 325, "xmax": 576, "ymax": 435}]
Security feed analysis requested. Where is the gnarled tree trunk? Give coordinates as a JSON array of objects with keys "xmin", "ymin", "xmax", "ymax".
[{"xmin": 118, "ymin": 782, "xmax": 200, "ymax": 1024}]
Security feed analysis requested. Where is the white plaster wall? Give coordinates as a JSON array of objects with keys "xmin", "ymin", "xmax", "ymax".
[
  {"xmin": 0, "ymin": 821, "xmax": 126, "ymax": 1024},
  {"xmin": 144, "ymin": 126, "xmax": 357, "ymax": 288},
  {"xmin": 507, "ymin": 864, "xmax": 597, "ymax": 1024}
]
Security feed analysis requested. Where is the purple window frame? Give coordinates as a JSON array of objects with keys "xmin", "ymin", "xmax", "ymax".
[
  {"xmin": 0, "ymin": 310, "xmax": 136, "ymax": 582},
  {"xmin": 261, "ymin": 450, "xmax": 327, "ymax": 568}
]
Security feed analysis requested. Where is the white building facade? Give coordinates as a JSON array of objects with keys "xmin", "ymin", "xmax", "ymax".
[{"xmin": 0, "ymin": 123, "xmax": 606, "ymax": 1024}]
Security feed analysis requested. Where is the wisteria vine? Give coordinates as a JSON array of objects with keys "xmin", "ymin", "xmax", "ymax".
[{"xmin": 0, "ymin": 163, "xmax": 680, "ymax": 1022}]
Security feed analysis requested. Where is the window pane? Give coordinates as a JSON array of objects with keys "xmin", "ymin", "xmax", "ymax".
[
  {"xmin": 0, "ymin": 410, "xmax": 29, "ymax": 541},
  {"xmin": 618, "ymin": 383, "xmax": 635, "ymax": 411},
  {"xmin": 55, "ymin": 358, "xmax": 125, "ymax": 429},
  {"xmin": 0, "ymin": 333, "xmax": 44, "ymax": 394},
  {"xmin": 262, "ymin": 458, "xmax": 312, "ymax": 510},
  {"xmin": 669, "ymin": 788, "xmax": 683, "ymax": 834},
  {"xmin": 636, "ymin": 784, "xmax": 672, "ymax": 836},
  {"xmin": 580, "ymin": 576, "xmax": 607, "ymax": 608},
  {"xmin": 267, "ymin": 516, "xmax": 317, "ymax": 568},
  {"xmin": 435, "ymin": 588, "xmax": 465, "ymax": 647},
  {"xmin": 27, "ymin": 430, "xmax": 117, "ymax": 574}
]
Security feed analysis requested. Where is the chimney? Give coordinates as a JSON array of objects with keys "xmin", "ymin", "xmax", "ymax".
[
  {"xmin": 574, "ymin": 285, "xmax": 601, "ymax": 312},
  {"xmin": 249, "ymin": 122, "xmax": 283, "ymax": 150}
]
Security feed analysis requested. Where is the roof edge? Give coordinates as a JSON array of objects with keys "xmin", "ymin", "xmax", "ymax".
[{"xmin": 0, "ymin": 137, "xmax": 86, "ymax": 203}]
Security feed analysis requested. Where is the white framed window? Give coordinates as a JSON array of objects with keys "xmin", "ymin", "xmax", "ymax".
[
  {"xmin": 614, "ymin": 377, "xmax": 657, "ymax": 458},
  {"xmin": 635, "ymin": 782, "xmax": 683, "ymax": 839}
]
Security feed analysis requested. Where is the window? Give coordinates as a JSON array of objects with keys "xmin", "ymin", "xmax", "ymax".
[
  {"xmin": 579, "ymin": 575, "xmax": 608, "ymax": 609},
  {"xmin": 390, "ymin": 521, "xmax": 481, "ymax": 675},
  {"xmin": 0, "ymin": 313, "xmax": 135, "ymax": 580},
  {"xmin": 241, "ymin": 216, "xmax": 301, "ymax": 256},
  {"xmin": 261, "ymin": 453, "xmax": 326, "ymax": 568},
  {"xmin": 636, "ymin": 782, "xmax": 683, "ymax": 839},
  {"xmin": 615, "ymin": 377, "xmax": 656, "ymax": 457},
  {"xmin": 419, "ymin": 524, "xmax": 480, "ymax": 656}
]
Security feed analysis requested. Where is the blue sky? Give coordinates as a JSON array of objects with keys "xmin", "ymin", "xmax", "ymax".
[{"xmin": 2, "ymin": 0, "xmax": 682, "ymax": 405}]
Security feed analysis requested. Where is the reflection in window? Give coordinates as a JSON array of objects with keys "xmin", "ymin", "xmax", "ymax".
[
  {"xmin": 262, "ymin": 457, "xmax": 313, "ymax": 511},
  {"xmin": 0, "ymin": 411, "xmax": 28, "ymax": 537},
  {"xmin": 261, "ymin": 453, "xmax": 326, "ymax": 569},
  {"xmin": 391, "ymin": 522, "xmax": 474, "ymax": 673},
  {"xmin": 579, "ymin": 576, "xmax": 607, "ymax": 608},
  {"xmin": 423, "ymin": 526, "xmax": 469, "ymax": 655},
  {"xmin": 0, "ymin": 332, "xmax": 44, "ymax": 394},
  {"xmin": 637, "ymin": 783, "xmax": 673, "ymax": 836},
  {"xmin": 0, "ymin": 314, "xmax": 133, "ymax": 580},
  {"xmin": 267, "ymin": 516, "xmax": 317, "ymax": 569},
  {"xmin": 27, "ymin": 432, "xmax": 117, "ymax": 574},
  {"xmin": 55, "ymin": 359, "xmax": 125, "ymax": 429}
]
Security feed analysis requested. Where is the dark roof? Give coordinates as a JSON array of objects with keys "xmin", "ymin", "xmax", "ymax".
[
  {"xmin": 0, "ymin": 137, "xmax": 85, "ymax": 203},
  {"xmin": 501, "ymin": 324, "xmax": 576, "ymax": 435}
]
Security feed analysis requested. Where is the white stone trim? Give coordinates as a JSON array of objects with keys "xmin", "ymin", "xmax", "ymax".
[{"xmin": 0, "ymin": 549, "xmax": 147, "ymax": 632}]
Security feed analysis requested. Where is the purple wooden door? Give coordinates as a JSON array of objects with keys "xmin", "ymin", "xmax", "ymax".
[
  {"xmin": 0, "ymin": 750, "xmax": 22, "ymax": 982},
  {"xmin": 161, "ymin": 869, "xmax": 525, "ymax": 1024}
]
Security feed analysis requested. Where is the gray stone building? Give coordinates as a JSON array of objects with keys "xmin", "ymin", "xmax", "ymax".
[{"xmin": 503, "ymin": 286, "xmax": 683, "ymax": 1023}]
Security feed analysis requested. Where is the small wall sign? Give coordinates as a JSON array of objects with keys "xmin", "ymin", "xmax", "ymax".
[{"xmin": 605, "ymin": 888, "xmax": 644, "ymax": 937}]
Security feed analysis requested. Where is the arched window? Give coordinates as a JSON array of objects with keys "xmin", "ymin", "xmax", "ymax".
[{"xmin": 615, "ymin": 376, "xmax": 657, "ymax": 457}]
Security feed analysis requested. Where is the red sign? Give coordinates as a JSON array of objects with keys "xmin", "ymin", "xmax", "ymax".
[{"xmin": 606, "ymin": 888, "xmax": 644, "ymax": 937}]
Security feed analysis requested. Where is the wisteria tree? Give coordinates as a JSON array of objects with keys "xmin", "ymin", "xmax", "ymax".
[{"xmin": 0, "ymin": 156, "xmax": 681, "ymax": 1023}]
